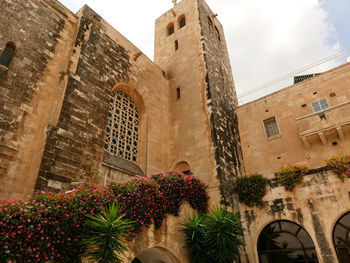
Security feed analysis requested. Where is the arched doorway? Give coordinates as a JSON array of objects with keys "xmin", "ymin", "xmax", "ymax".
[
  {"xmin": 258, "ymin": 220, "xmax": 318, "ymax": 263},
  {"xmin": 333, "ymin": 212, "xmax": 350, "ymax": 262},
  {"xmin": 131, "ymin": 247, "xmax": 179, "ymax": 263}
]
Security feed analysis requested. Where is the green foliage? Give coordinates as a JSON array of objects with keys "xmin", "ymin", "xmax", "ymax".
[
  {"xmin": 179, "ymin": 207, "xmax": 245, "ymax": 263},
  {"xmin": 0, "ymin": 171, "xmax": 209, "ymax": 262},
  {"xmin": 83, "ymin": 202, "xmax": 133, "ymax": 263},
  {"xmin": 326, "ymin": 152, "xmax": 350, "ymax": 181},
  {"xmin": 276, "ymin": 165, "xmax": 309, "ymax": 191},
  {"xmin": 233, "ymin": 174, "xmax": 267, "ymax": 207}
]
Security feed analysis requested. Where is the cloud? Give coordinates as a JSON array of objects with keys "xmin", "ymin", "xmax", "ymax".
[
  {"xmin": 206, "ymin": 0, "xmax": 340, "ymax": 103},
  {"xmin": 347, "ymin": 56, "xmax": 350, "ymax": 62}
]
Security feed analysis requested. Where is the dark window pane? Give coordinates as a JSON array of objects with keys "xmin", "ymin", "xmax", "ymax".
[{"xmin": 0, "ymin": 44, "xmax": 15, "ymax": 67}]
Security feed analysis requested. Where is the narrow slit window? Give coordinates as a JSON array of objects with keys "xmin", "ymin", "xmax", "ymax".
[
  {"xmin": 0, "ymin": 43, "xmax": 15, "ymax": 68},
  {"xmin": 208, "ymin": 17, "xmax": 213, "ymax": 31},
  {"xmin": 263, "ymin": 116, "xmax": 280, "ymax": 138},
  {"xmin": 167, "ymin": 23, "xmax": 174, "ymax": 36},
  {"xmin": 175, "ymin": 40, "xmax": 179, "ymax": 51},
  {"xmin": 214, "ymin": 26, "xmax": 221, "ymax": 41},
  {"xmin": 176, "ymin": 87, "xmax": 181, "ymax": 100},
  {"xmin": 312, "ymin": 98, "xmax": 329, "ymax": 112},
  {"xmin": 179, "ymin": 15, "xmax": 186, "ymax": 28}
]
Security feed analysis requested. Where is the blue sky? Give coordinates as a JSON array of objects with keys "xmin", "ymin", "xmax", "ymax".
[
  {"xmin": 60, "ymin": 0, "xmax": 350, "ymax": 103},
  {"xmin": 321, "ymin": 0, "xmax": 350, "ymax": 50}
]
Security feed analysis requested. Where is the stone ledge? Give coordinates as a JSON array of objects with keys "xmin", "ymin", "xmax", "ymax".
[{"xmin": 103, "ymin": 151, "xmax": 144, "ymax": 176}]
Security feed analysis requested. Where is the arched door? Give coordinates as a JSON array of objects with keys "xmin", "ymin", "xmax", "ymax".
[
  {"xmin": 258, "ymin": 220, "xmax": 318, "ymax": 263},
  {"xmin": 333, "ymin": 212, "xmax": 350, "ymax": 262},
  {"xmin": 131, "ymin": 247, "xmax": 179, "ymax": 263}
]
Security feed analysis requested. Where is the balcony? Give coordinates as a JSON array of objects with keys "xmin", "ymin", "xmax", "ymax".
[{"xmin": 296, "ymin": 102, "xmax": 350, "ymax": 148}]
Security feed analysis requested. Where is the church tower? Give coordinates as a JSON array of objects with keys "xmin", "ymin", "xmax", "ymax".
[{"xmin": 154, "ymin": 0, "xmax": 244, "ymax": 206}]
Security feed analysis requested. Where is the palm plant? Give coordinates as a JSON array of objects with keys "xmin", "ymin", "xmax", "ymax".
[
  {"xmin": 83, "ymin": 202, "xmax": 133, "ymax": 263},
  {"xmin": 180, "ymin": 206, "xmax": 245, "ymax": 263}
]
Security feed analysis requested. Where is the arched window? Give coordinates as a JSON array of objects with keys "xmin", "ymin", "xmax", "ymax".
[
  {"xmin": 178, "ymin": 15, "xmax": 186, "ymax": 28},
  {"xmin": 104, "ymin": 90, "xmax": 139, "ymax": 163},
  {"xmin": 167, "ymin": 22, "xmax": 174, "ymax": 36},
  {"xmin": 0, "ymin": 42, "xmax": 15, "ymax": 68},
  {"xmin": 333, "ymin": 212, "xmax": 350, "ymax": 262},
  {"xmin": 174, "ymin": 161, "xmax": 191, "ymax": 175},
  {"xmin": 258, "ymin": 220, "xmax": 318, "ymax": 263}
]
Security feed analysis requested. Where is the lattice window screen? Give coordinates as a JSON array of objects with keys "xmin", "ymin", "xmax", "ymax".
[{"xmin": 104, "ymin": 91, "xmax": 139, "ymax": 163}]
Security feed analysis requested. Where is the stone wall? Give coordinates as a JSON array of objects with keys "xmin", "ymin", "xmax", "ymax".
[
  {"xmin": 0, "ymin": 0, "xmax": 78, "ymax": 199},
  {"xmin": 242, "ymin": 170, "xmax": 350, "ymax": 263},
  {"xmin": 197, "ymin": 0, "xmax": 245, "ymax": 206},
  {"xmin": 36, "ymin": 5, "xmax": 170, "ymax": 192},
  {"xmin": 237, "ymin": 62, "xmax": 350, "ymax": 177}
]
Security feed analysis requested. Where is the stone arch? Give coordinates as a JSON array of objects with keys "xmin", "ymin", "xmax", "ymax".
[
  {"xmin": 131, "ymin": 247, "xmax": 180, "ymax": 263},
  {"xmin": 333, "ymin": 211, "xmax": 350, "ymax": 262},
  {"xmin": 102, "ymin": 83, "xmax": 148, "ymax": 177},
  {"xmin": 257, "ymin": 220, "xmax": 318, "ymax": 262},
  {"xmin": 177, "ymin": 14, "xmax": 186, "ymax": 29},
  {"xmin": 174, "ymin": 161, "xmax": 191, "ymax": 175}
]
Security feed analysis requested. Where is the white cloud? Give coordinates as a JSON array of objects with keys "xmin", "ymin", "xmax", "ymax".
[
  {"xmin": 347, "ymin": 56, "xmax": 350, "ymax": 62},
  {"xmin": 60, "ymin": 0, "xmax": 340, "ymax": 103}
]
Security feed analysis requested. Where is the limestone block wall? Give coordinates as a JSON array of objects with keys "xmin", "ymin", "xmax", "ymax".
[
  {"xmin": 237, "ymin": 63, "xmax": 350, "ymax": 177},
  {"xmin": 36, "ymin": 6, "xmax": 170, "ymax": 192},
  {"xmin": 197, "ymin": 0, "xmax": 245, "ymax": 207},
  {"xmin": 154, "ymin": 0, "xmax": 220, "ymax": 204},
  {"xmin": 0, "ymin": 0, "xmax": 78, "ymax": 199},
  {"xmin": 241, "ymin": 170, "xmax": 350, "ymax": 263}
]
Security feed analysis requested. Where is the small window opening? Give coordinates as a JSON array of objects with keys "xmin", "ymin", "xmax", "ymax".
[
  {"xmin": 175, "ymin": 40, "xmax": 179, "ymax": 51},
  {"xmin": 263, "ymin": 116, "xmax": 280, "ymax": 138},
  {"xmin": 167, "ymin": 23, "xmax": 174, "ymax": 36},
  {"xmin": 208, "ymin": 17, "xmax": 213, "ymax": 31},
  {"xmin": 179, "ymin": 15, "xmax": 186, "ymax": 28},
  {"xmin": 312, "ymin": 98, "xmax": 329, "ymax": 113},
  {"xmin": 214, "ymin": 26, "xmax": 221, "ymax": 41},
  {"xmin": 0, "ymin": 43, "xmax": 15, "ymax": 68},
  {"xmin": 176, "ymin": 87, "xmax": 181, "ymax": 100}
]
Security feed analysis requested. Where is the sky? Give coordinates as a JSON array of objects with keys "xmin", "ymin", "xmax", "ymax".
[{"xmin": 60, "ymin": 0, "xmax": 350, "ymax": 104}]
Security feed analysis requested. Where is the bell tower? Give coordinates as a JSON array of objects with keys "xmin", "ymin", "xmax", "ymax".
[{"xmin": 154, "ymin": 0, "xmax": 244, "ymax": 206}]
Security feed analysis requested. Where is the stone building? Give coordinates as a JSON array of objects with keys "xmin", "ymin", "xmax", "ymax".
[
  {"xmin": 237, "ymin": 63, "xmax": 350, "ymax": 263},
  {"xmin": 1, "ymin": 0, "xmax": 350, "ymax": 262}
]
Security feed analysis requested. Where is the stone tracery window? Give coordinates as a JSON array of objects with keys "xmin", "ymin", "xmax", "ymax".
[{"xmin": 104, "ymin": 90, "xmax": 139, "ymax": 163}]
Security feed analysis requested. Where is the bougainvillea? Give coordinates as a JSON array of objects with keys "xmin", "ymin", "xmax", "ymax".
[
  {"xmin": 151, "ymin": 171, "xmax": 208, "ymax": 216},
  {"xmin": 276, "ymin": 165, "xmax": 309, "ymax": 191},
  {"xmin": 326, "ymin": 152, "xmax": 350, "ymax": 181},
  {"xmin": 233, "ymin": 174, "xmax": 267, "ymax": 207},
  {"xmin": 0, "ymin": 171, "xmax": 208, "ymax": 262}
]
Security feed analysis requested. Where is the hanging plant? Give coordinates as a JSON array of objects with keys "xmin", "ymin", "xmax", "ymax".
[
  {"xmin": 276, "ymin": 165, "xmax": 309, "ymax": 191},
  {"xmin": 233, "ymin": 174, "xmax": 267, "ymax": 207},
  {"xmin": 326, "ymin": 152, "xmax": 350, "ymax": 181}
]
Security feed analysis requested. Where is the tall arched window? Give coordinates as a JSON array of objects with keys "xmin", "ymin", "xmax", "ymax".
[
  {"xmin": 104, "ymin": 90, "xmax": 139, "ymax": 163},
  {"xmin": 0, "ymin": 42, "xmax": 15, "ymax": 68},
  {"xmin": 178, "ymin": 15, "xmax": 186, "ymax": 28},
  {"xmin": 333, "ymin": 212, "xmax": 350, "ymax": 262},
  {"xmin": 258, "ymin": 220, "xmax": 318, "ymax": 263},
  {"xmin": 167, "ymin": 22, "xmax": 174, "ymax": 36}
]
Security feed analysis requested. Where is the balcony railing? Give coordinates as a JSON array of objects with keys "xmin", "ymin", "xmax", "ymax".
[{"xmin": 296, "ymin": 102, "xmax": 350, "ymax": 147}]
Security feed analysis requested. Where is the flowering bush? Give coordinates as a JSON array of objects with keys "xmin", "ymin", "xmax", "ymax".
[
  {"xmin": 0, "ymin": 171, "xmax": 208, "ymax": 262},
  {"xmin": 326, "ymin": 153, "xmax": 350, "ymax": 181},
  {"xmin": 233, "ymin": 174, "xmax": 267, "ymax": 207},
  {"xmin": 151, "ymin": 171, "xmax": 208, "ymax": 216},
  {"xmin": 276, "ymin": 165, "xmax": 309, "ymax": 191}
]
